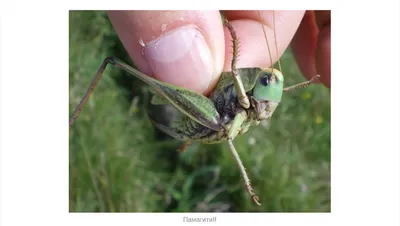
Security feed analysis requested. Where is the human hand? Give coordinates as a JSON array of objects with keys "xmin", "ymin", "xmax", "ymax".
[
  {"xmin": 107, "ymin": 10, "xmax": 330, "ymax": 95},
  {"xmin": 291, "ymin": 10, "xmax": 331, "ymax": 88}
]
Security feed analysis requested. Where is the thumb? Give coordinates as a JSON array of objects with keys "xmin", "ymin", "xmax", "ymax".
[{"xmin": 107, "ymin": 10, "xmax": 225, "ymax": 94}]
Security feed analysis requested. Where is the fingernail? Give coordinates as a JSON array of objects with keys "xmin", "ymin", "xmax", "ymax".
[{"xmin": 144, "ymin": 26, "xmax": 213, "ymax": 93}]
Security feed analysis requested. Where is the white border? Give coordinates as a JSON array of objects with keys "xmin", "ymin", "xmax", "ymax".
[{"xmin": 1, "ymin": 0, "xmax": 400, "ymax": 225}]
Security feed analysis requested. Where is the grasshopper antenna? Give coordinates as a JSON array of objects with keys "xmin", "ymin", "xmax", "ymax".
[
  {"xmin": 272, "ymin": 11, "xmax": 282, "ymax": 73},
  {"xmin": 257, "ymin": 11, "xmax": 274, "ymax": 70}
]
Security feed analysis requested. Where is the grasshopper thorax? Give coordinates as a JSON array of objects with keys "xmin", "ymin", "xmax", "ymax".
[{"xmin": 250, "ymin": 68, "xmax": 284, "ymax": 120}]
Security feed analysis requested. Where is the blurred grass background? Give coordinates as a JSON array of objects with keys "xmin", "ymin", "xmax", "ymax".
[{"xmin": 69, "ymin": 11, "xmax": 331, "ymax": 212}]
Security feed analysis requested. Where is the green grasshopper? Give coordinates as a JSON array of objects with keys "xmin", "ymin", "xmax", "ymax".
[{"xmin": 69, "ymin": 11, "xmax": 320, "ymax": 206}]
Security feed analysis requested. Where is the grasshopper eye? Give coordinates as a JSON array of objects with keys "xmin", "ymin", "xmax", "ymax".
[{"xmin": 260, "ymin": 74, "xmax": 270, "ymax": 86}]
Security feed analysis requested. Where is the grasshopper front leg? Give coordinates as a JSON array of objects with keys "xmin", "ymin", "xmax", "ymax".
[
  {"xmin": 226, "ymin": 110, "xmax": 261, "ymax": 206},
  {"xmin": 224, "ymin": 19, "xmax": 250, "ymax": 109}
]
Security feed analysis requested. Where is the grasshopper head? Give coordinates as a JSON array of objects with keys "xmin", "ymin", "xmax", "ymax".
[
  {"xmin": 250, "ymin": 68, "xmax": 284, "ymax": 120},
  {"xmin": 253, "ymin": 68, "xmax": 284, "ymax": 102}
]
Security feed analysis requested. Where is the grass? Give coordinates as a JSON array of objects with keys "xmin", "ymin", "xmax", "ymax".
[{"xmin": 69, "ymin": 11, "xmax": 331, "ymax": 212}]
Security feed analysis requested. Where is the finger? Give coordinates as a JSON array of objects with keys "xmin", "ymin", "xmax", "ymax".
[
  {"xmin": 107, "ymin": 10, "xmax": 225, "ymax": 94},
  {"xmin": 291, "ymin": 11, "xmax": 319, "ymax": 81},
  {"xmin": 291, "ymin": 10, "xmax": 331, "ymax": 88},
  {"xmin": 315, "ymin": 11, "xmax": 331, "ymax": 88},
  {"xmin": 315, "ymin": 10, "xmax": 331, "ymax": 30},
  {"xmin": 221, "ymin": 10, "xmax": 305, "ymax": 71}
]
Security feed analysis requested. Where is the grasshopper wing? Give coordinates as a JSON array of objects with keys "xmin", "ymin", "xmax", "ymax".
[{"xmin": 111, "ymin": 57, "xmax": 223, "ymax": 131}]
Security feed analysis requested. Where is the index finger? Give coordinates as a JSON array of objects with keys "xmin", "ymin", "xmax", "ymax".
[{"xmin": 221, "ymin": 10, "xmax": 305, "ymax": 71}]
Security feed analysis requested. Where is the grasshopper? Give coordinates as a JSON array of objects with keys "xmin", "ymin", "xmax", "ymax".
[{"xmin": 69, "ymin": 11, "xmax": 320, "ymax": 206}]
